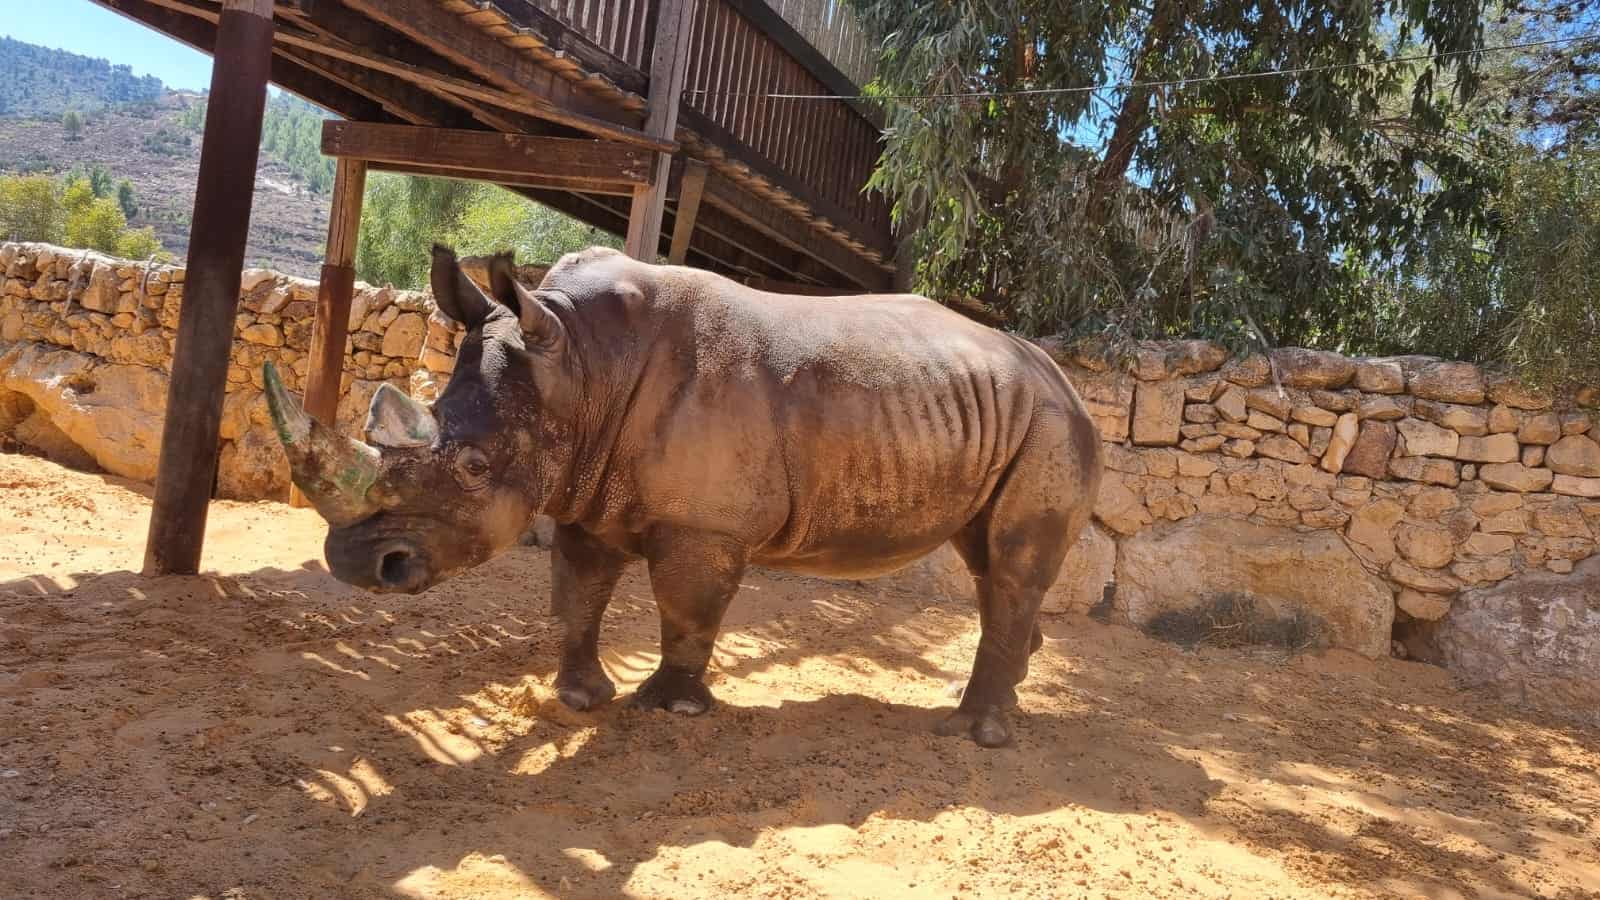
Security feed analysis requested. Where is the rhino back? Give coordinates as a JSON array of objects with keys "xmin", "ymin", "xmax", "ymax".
[{"xmin": 581, "ymin": 269, "xmax": 1083, "ymax": 575}]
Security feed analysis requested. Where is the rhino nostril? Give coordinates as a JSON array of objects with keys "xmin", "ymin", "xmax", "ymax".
[{"xmin": 378, "ymin": 547, "xmax": 414, "ymax": 586}]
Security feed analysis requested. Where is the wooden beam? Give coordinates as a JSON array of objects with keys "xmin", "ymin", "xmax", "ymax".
[
  {"xmin": 144, "ymin": 0, "xmax": 276, "ymax": 575},
  {"xmin": 339, "ymin": 0, "xmax": 655, "ymax": 146},
  {"xmin": 292, "ymin": 158, "xmax": 368, "ymax": 509},
  {"xmin": 698, "ymin": 170, "xmax": 890, "ymax": 290},
  {"xmin": 679, "ymin": 107, "xmax": 892, "ymax": 258},
  {"xmin": 624, "ymin": 0, "xmax": 697, "ymax": 260},
  {"xmin": 321, "ymin": 121, "xmax": 652, "ymax": 186},
  {"xmin": 719, "ymin": 0, "xmax": 881, "ymax": 125},
  {"xmin": 369, "ymin": 162, "xmax": 639, "ymax": 196},
  {"xmin": 668, "ymin": 159, "xmax": 709, "ymax": 264},
  {"xmin": 471, "ymin": 0, "xmax": 648, "ymax": 96}
]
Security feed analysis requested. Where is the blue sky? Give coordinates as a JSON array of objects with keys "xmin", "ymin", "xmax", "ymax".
[{"xmin": 0, "ymin": 0, "xmax": 215, "ymax": 90}]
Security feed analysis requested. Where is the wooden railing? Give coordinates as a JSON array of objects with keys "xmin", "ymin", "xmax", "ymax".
[
  {"xmin": 764, "ymin": 0, "xmax": 875, "ymax": 87},
  {"xmin": 506, "ymin": 0, "xmax": 891, "ymax": 250}
]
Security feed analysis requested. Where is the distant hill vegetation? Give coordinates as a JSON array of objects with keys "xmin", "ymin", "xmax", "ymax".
[{"xmin": 0, "ymin": 37, "xmax": 164, "ymax": 119}]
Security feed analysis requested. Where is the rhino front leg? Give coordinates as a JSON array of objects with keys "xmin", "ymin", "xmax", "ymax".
[
  {"xmin": 631, "ymin": 528, "xmax": 747, "ymax": 716},
  {"xmin": 551, "ymin": 525, "xmax": 628, "ymax": 711}
]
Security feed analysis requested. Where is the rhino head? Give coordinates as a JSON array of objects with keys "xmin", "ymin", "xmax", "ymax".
[{"xmin": 266, "ymin": 245, "xmax": 580, "ymax": 593}]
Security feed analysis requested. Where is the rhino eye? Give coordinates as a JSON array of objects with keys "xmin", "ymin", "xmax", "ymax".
[{"xmin": 453, "ymin": 446, "xmax": 492, "ymax": 491}]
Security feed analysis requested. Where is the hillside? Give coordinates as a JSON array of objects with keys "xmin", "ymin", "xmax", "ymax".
[
  {"xmin": 0, "ymin": 36, "xmax": 164, "ymax": 118},
  {"xmin": 0, "ymin": 38, "xmax": 331, "ymax": 276}
]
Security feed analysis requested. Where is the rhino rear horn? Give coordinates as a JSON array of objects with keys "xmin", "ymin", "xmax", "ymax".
[
  {"xmin": 365, "ymin": 383, "xmax": 439, "ymax": 449},
  {"xmin": 263, "ymin": 362, "xmax": 383, "ymax": 528}
]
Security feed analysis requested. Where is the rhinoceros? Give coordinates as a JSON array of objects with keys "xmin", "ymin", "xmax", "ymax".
[{"xmin": 265, "ymin": 245, "xmax": 1102, "ymax": 746}]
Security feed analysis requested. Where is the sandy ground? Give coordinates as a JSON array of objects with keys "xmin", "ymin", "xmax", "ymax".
[{"xmin": 1, "ymin": 452, "xmax": 1598, "ymax": 899}]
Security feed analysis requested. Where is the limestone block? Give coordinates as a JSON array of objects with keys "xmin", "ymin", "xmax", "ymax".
[
  {"xmin": 1342, "ymin": 421, "xmax": 1397, "ymax": 479},
  {"xmin": 1435, "ymin": 557, "xmax": 1600, "ymax": 723},
  {"xmin": 1390, "ymin": 560, "xmax": 1460, "ymax": 594},
  {"xmin": 1269, "ymin": 347, "xmax": 1354, "ymax": 389},
  {"xmin": 1246, "ymin": 410, "xmax": 1286, "ymax": 433},
  {"xmin": 1409, "ymin": 361, "xmax": 1485, "ymax": 404},
  {"xmin": 1553, "ymin": 475, "xmax": 1600, "ymax": 498},
  {"xmin": 1131, "ymin": 379, "xmax": 1185, "ymax": 446},
  {"xmin": 1245, "ymin": 387, "xmax": 1291, "ymax": 420},
  {"xmin": 1221, "ymin": 353, "xmax": 1271, "ymax": 387},
  {"xmin": 1353, "ymin": 358, "xmax": 1405, "ymax": 394},
  {"xmin": 1164, "ymin": 340, "xmax": 1230, "ymax": 377},
  {"xmin": 239, "ymin": 323, "xmax": 282, "ymax": 346},
  {"xmin": 1396, "ymin": 524, "xmax": 1455, "ymax": 568},
  {"xmin": 1256, "ymin": 433, "xmax": 1309, "ymax": 464},
  {"xmin": 1345, "ymin": 498, "xmax": 1405, "ymax": 564},
  {"xmin": 1397, "ymin": 417, "xmax": 1459, "ymax": 458},
  {"xmin": 1068, "ymin": 370, "xmax": 1134, "ymax": 443},
  {"xmin": 1412, "ymin": 399, "xmax": 1486, "ymax": 435},
  {"xmin": 1477, "ymin": 463, "xmax": 1554, "ymax": 493},
  {"xmin": 1291, "ymin": 405, "xmax": 1338, "ymax": 427},
  {"xmin": 1320, "ymin": 413, "xmax": 1359, "ymax": 473},
  {"xmin": 1488, "ymin": 404, "xmax": 1522, "ymax": 434},
  {"xmin": 1094, "ymin": 470, "xmax": 1152, "ymax": 536},
  {"xmin": 381, "ymin": 312, "xmax": 427, "ymax": 359},
  {"xmin": 1547, "ymin": 435, "xmax": 1600, "ymax": 477},
  {"xmin": 1455, "ymin": 433, "xmax": 1520, "ymax": 464},
  {"xmin": 1560, "ymin": 411, "xmax": 1592, "ymax": 436},
  {"xmin": 1484, "ymin": 374, "xmax": 1551, "ymax": 410},
  {"xmin": 1388, "ymin": 457, "xmax": 1459, "ymax": 487},
  {"xmin": 1397, "ymin": 588, "xmax": 1452, "ymax": 621},
  {"xmin": 1115, "ymin": 515, "xmax": 1394, "ymax": 657}
]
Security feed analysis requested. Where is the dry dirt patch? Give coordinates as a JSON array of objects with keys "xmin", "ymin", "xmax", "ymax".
[{"xmin": 0, "ymin": 453, "xmax": 1597, "ymax": 898}]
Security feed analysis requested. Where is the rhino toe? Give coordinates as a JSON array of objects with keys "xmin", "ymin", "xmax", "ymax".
[
  {"xmin": 935, "ymin": 707, "xmax": 1014, "ymax": 748},
  {"xmin": 630, "ymin": 667, "xmax": 714, "ymax": 715}
]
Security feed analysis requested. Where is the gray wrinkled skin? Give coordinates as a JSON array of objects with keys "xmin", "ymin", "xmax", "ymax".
[{"xmin": 278, "ymin": 245, "xmax": 1103, "ymax": 747}]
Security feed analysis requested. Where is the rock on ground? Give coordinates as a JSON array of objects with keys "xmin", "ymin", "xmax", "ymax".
[{"xmin": 1435, "ymin": 556, "xmax": 1600, "ymax": 724}]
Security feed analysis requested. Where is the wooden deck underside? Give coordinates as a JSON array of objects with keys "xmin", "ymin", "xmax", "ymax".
[{"xmin": 95, "ymin": 0, "xmax": 894, "ymax": 290}]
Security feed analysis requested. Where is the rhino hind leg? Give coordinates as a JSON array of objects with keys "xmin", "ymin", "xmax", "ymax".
[
  {"xmin": 629, "ymin": 528, "xmax": 746, "ymax": 716},
  {"xmin": 939, "ymin": 430, "xmax": 1095, "ymax": 748},
  {"xmin": 552, "ymin": 526, "xmax": 627, "ymax": 711}
]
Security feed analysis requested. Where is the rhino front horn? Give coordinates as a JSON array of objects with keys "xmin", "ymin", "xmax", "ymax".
[{"xmin": 263, "ymin": 362, "xmax": 382, "ymax": 528}]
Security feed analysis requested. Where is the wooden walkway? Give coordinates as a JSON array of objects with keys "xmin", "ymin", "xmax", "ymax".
[{"xmin": 98, "ymin": 0, "xmax": 894, "ymax": 291}]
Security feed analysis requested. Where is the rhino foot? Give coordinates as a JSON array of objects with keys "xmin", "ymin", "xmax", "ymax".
[
  {"xmin": 630, "ymin": 668, "xmax": 714, "ymax": 716},
  {"xmin": 555, "ymin": 668, "xmax": 616, "ymax": 711},
  {"xmin": 935, "ymin": 706, "xmax": 1013, "ymax": 748}
]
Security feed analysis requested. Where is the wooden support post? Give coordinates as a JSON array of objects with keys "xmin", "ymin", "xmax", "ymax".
[
  {"xmin": 142, "ymin": 0, "xmax": 274, "ymax": 576},
  {"xmin": 624, "ymin": 0, "xmax": 698, "ymax": 261},
  {"xmin": 290, "ymin": 157, "xmax": 368, "ymax": 508},
  {"xmin": 667, "ymin": 159, "xmax": 709, "ymax": 265}
]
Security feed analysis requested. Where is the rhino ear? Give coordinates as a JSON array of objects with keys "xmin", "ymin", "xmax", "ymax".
[
  {"xmin": 430, "ymin": 244, "xmax": 492, "ymax": 329},
  {"xmin": 365, "ymin": 382, "xmax": 438, "ymax": 449}
]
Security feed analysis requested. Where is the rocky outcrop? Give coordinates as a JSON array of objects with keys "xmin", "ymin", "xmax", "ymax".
[{"xmin": 1435, "ymin": 557, "xmax": 1600, "ymax": 722}]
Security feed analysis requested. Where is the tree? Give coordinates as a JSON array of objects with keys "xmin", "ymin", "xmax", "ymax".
[
  {"xmin": 354, "ymin": 175, "xmax": 617, "ymax": 289},
  {"xmin": 855, "ymin": 0, "xmax": 1495, "ymax": 349},
  {"xmin": 64, "ymin": 196, "xmax": 129, "ymax": 254},
  {"xmin": 0, "ymin": 174, "xmax": 63, "ymax": 243},
  {"xmin": 116, "ymin": 179, "xmax": 138, "ymax": 220},
  {"xmin": 61, "ymin": 109, "xmax": 83, "ymax": 141}
]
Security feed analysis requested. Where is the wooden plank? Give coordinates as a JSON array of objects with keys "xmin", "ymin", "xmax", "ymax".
[
  {"xmin": 268, "ymin": 22, "xmax": 674, "ymax": 151},
  {"xmin": 339, "ymin": 0, "xmax": 656, "ymax": 142},
  {"xmin": 143, "ymin": 0, "xmax": 275, "ymax": 575},
  {"xmin": 369, "ymin": 161, "xmax": 641, "ymax": 196},
  {"xmin": 679, "ymin": 106, "xmax": 891, "ymax": 256},
  {"xmin": 718, "ymin": 0, "xmax": 880, "ymax": 125},
  {"xmin": 699, "ymin": 169, "xmax": 889, "ymax": 289},
  {"xmin": 624, "ymin": 0, "xmax": 699, "ymax": 260},
  {"xmin": 293, "ymin": 157, "xmax": 367, "ymax": 509},
  {"xmin": 320, "ymin": 121, "xmax": 653, "ymax": 185},
  {"xmin": 667, "ymin": 159, "xmax": 709, "ymax": 264}
]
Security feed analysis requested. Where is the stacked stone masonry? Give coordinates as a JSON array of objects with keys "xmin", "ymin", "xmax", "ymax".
[
  {"xmin": 1022, "ymin": 336, "xmax": 1600, "ymax": 668},
  {"xmin": 0, "ymin": 241, "xmax": 470, "ymax": 499}
]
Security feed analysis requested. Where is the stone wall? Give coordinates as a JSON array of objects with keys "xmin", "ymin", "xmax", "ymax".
[
  {"xmin": 0, "ymin": 241, "xmax": 466, "ymax": 499},
  {"xmin": 1018, "ymin": 339, "xmax": 1600, "ymax": 665}
]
